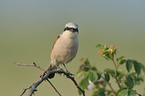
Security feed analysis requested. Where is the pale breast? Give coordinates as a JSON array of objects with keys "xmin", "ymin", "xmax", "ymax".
[{"xmin": 50, "ymin": 36, "xmax": 78, "ymax": 64}]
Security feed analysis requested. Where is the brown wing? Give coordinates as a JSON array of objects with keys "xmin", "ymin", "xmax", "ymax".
[{"xmin": 52, "ymin": 35, "xmax": 60, "ymax": 48}]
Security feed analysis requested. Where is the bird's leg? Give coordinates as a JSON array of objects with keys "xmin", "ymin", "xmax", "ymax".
[
  {"xmin": 53, "ymin": 60, "xmax": 60, "ymax": 70},
  {"xmin": 63, "ymin": 64, "xmax": 74, "ymax": 76},
  {"xmin": 63, "ymin": 64, "xmax": 68, "ymax": 72},
  {"xmin": 54, "ymin": 64, "xmax": 60, "ymax": 70}
]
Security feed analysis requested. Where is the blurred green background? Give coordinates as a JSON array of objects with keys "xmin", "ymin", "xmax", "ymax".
[{"xmin": 0, "ymin": 0, "xmax": 145, "ymax": 96}]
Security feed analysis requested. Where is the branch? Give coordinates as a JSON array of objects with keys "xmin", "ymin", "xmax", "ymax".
[
  {"xmin": 19, "ymin": 86, "xmax": 32, "ymax": 96},
  {"xmin": 101, "ymin": 76, "xmax": 116, "ymax": 94},
  {"xmin": 14, "ymin": 62, "xmax": 46, "ymax": 71},
  {"xmin": 28, "ymin": 79, "xmax": 43, "ymax": 96},
  {"xmin": 46, "ymin": 79, "xmax": 62, "ymax": 96},
  {"xmin": 16, "ymin": 62, "xmax": 85, "ymax": 96},
  {"xmin": 28, "ymin": 69, "xmax": 85, "ymax": 96},
  {"xmin": 111, "ymin": 59, "xmax": 122, "ymax": 89}
]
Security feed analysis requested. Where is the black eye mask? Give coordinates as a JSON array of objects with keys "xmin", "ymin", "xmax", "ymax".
[{"xmin": 64, "ymin": 27, "xmax": 79, "ymax": 32}]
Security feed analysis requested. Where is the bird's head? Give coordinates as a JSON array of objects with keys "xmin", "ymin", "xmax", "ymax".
[{"xmin": 64, "ymin": 22, "xmax": 79, "ymax": 33}]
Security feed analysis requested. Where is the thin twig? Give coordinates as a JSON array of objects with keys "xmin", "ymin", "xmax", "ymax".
[
  {"xmin": 101, "ymin": 76, "xmax": 116, "ymax": 94},
  {"xmin": 46, "ymin": 79, "xmax": 62, "ymax": 96},
  {"xmin": 111, "ymin": 59, "xmax": 122, "ymax": 89},
  {"xmin": 14, "ymin": 62, "xmax": 46, "ymax": 71},
  {"xmin": 112, "ymin": 59, "xmax": 117, "ymax": 76},
  {"xmin": 65, "ymin": 73, "xmax": 85, "ymax": 96},
  {"xmin": 19, "ymin": 86, "xmax": 32, "ymax": 96},
  {"xmin": 106, "ymin": 82, "xmax": 116, "ymax": 94}
]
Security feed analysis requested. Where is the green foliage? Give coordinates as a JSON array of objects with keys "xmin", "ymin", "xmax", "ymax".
[
  {"xmin": 104, "ymin": 73, "xmax": 110, "ymax": 82},
  {"xmin": 126, "ymin": 59, "xmax": 133, "ymax": 72},
  {"xmin": 133, "ymin": 60, "xmax": 141, "ymax": 75},
  {"xmin": 77, "ymin": 44, "xmax": 145, "ymax": 96},
  {"xmin": 77, "ymin": 58, "xmax": 98, "ymax": 91},
  {"xmin": 117, "ymin": 89, "xmax": 141, "ymax": 96}
]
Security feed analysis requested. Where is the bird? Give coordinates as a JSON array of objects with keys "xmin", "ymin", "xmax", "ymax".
[{"xmin": 47, "ymin": 22, "xmax": 79, "ymax": 78}]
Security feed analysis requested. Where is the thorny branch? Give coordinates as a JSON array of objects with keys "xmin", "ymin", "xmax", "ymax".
[{"xmin": 15, "ymin": 62, "xmax": 85, "ymax": 96}]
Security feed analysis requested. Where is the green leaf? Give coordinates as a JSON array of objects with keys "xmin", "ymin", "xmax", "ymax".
[
  {"xmin": 78, "ymin": 89, "xmax": 82, "ymax": 95},
  {"xmin": 117, "ymin": 72, "xmax": 125, "ymax": 80},
  {"xmin": 104, "ymin": 73, "xmax": 110, "ymax": 82},
  {"xmin": 140, "ymin": 63, "xmax": 145, "ymax": 74},
  {"xmin": 92, "ymin": 88, "xmax": 105, "ymax": 96},
  {"xmin": 104, "ymin": 68, "xmax": 115, "ymax": 77},
  {"xmin": 117, "ymin": 89, "xmax": 138, "ymax": 96},
  {"xmin": 117, "ymin": 89, "xmax": 128, "ymax": 96},
  {"xmin": 91, "ymin": 65, "xmax": 97, "ymax": 71},
  {"xmin": 83, "ymin": 66, "xmax": 90, "ymax": 72},
  {"xmin": 125, "ymin": 75, "xmax": 134, "ymax": 88},
  {"xmin": 102, "ymin": 51, "xmax": 110, "ymax": 59},
  {"xmin": 120, "ymin": 60, "xmax": 126, "ymax": 65},
  {"xmin": 89, "ymin": 71, "xmax": 98, "ymax": 82},
  {"xmin": 116, "ymin": 56, "xmax": 125, "ymax": 61},
  {"xmin": 97, "ymin": 73, "xmax": 102, "ymax": 80},
  {"xmin": 79, "ymin": 76, "xmax": 89, "ymax": 90},
  {"xmin": 126, "ymin": 59, "xmax": 133, "ymax": 72},
  {"xmin": 77, "ymin": 71, "xmax": 85, "ymax": 78},
  {"xmin": 133, "ymin": 60, "xmax": 141, "ymax": 75},
  {"xmin": 128, "ymin": 89, "xmax": 137, "ymax": 96},
  {"xmin": 84, "ymin": 59, "xmax": 91, "ymax": 66},
  {"xmin": 96, "ymin": 44, "xmax": 104, "ymax": 49}
]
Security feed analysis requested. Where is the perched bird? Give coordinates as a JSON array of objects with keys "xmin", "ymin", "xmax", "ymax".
[{"xmin": 47, "ymin": 22, "xmax": 79, "ymax": 78}]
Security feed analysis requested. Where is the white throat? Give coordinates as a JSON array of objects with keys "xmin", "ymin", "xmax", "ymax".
[{"xmin": 62, "ymin": 31, "xmax": 78, "ymax": 39}]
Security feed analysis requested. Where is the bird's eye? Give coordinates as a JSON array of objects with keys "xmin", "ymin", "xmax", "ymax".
[
  {"xmin": 66, "ymin": 27, "xmax": 70, "ymax": 30},
  {"xmin": 64, "ymin": 27, "xmax": 69, "ymax": 31},
  {"xmin": 64, "ymin": 27, "xmax": 78, "ymax": 32},
  {"xmin": 74, "ymin": 28, "xmax": 77, "ymax": 32},
  {"xmin": 73, "ymin": 28, "xmax": 79, "ymax": 32}
]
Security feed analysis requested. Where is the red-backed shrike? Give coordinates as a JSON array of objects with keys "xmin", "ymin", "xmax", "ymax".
[{"xmin": 47, "ymin": 22, "xmax": 79, "ymax": 78}]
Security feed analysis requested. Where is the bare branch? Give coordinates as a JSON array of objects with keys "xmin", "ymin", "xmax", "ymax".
[
  {"xmin": 27, "ymin": 69, "xmax": 85, "ymax": 96},
  {"xmin": 16, "ymin": 63, "xmax": 85, "ymax": 96},
  {"xmin": 14, "ymin": 62, "xmax": 46, "ymax": 71},
  {"xmin": 46, "ymin": 79, "xmax": 62, "ymax": 96},
  {"xmin": 20, "ymin": 86, "xmax": 32, "ymax": 96},
  {"xmin": 28, "ymin": 79, "xmax": 42, "ymax": 96},
  {"xmin": 44, "ymin": 69, "xmax": 85, "ymax": 96}
]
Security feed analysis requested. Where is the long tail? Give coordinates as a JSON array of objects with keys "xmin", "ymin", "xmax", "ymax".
[{"xmin": 47, "ymin": 63, "xmax": 57, "ymax": 79}]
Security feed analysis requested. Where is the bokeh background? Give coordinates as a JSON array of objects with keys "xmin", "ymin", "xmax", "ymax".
[{"xmin": 0, "ymin": 0, "xmax": 145, "ymax": 96}]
